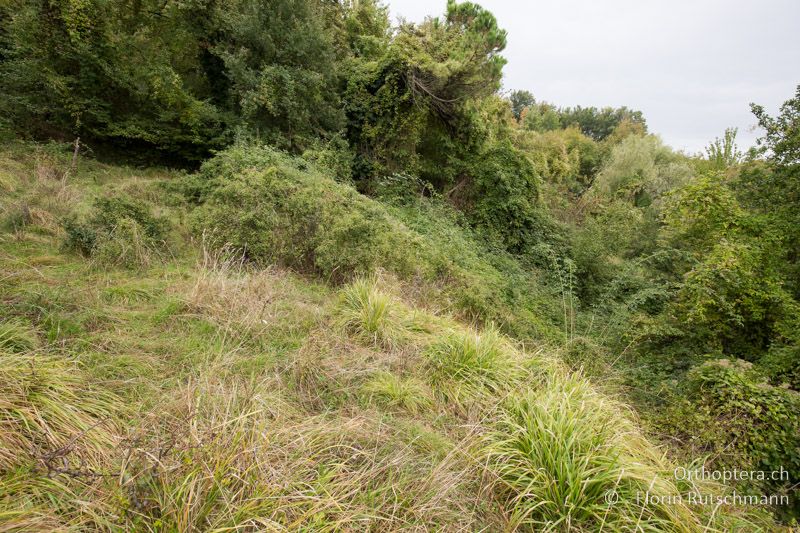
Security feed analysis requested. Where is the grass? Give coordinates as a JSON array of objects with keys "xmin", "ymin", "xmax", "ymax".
[
  {"xmin": 0, "ymin": 141, "xmax": 776, "ymax": 531},
  {"xmin": 426, "ymin": 324, "xmax": 523, "ymax": 405},
  {"xmin": 336, "ymin": 276, "xmax": 408, "ymax": 349},
  {"xmin": 0, "ymin": 351, "xmax": 119, "ymax": 473},
  {"xmin": 0, "ymin": 318, "xmax": 39, "ymax": 352},
  {"xmin": 361, "ymin": 371, "xmax": 433, "ymax": 414}
]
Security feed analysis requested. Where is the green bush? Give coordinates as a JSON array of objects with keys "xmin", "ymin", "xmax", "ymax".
[
  {"xmin": 190, "ymin": 149, "xmax": 422, "ymax": 281},
  {"xmin": 686, "ymin": 359, "xmax": 800, "ymax": 518},
  {"xmin": 464, "ymin": 140, "xmax": 565, "ymax": 256},
  {"xmin": 63, "ymin": 196, "xmax": 169, "ymax": 268},
  {"xmin": 188, "ymin": 145, "xmax": 565, "ymax": 341}
]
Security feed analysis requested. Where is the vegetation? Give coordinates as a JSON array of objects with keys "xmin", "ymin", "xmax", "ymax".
[{"xmin": 1, "ymin": 0, "xmax": 798, "ymax": 529}]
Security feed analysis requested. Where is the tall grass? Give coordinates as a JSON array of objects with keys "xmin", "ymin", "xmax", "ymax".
[
  {"xmin": 362, "ymin": 371, "xmax": 433, "ymax": 414},
  {"xmin": 426, "ymin": 324, "xmax": 522, "ymax": 404},
  {"xmin": 483, "ymin": 374, "xmax": 707, "ymax": 531},
  {"xmin": 0, "ymin": 352, "xmax": 119, "ymax": 472},
  {"xmin": 337, "ymin": 276, "xmax": 407, "ymax": 349},
  {"xmin": 0, "ymin": 318, "xmax": 39, "ymax": 353}
]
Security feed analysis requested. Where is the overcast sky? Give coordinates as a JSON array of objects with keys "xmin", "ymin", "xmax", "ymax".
[{"xmin": 387, "ymin": 0, "xmax": 800, "ymax": 154}]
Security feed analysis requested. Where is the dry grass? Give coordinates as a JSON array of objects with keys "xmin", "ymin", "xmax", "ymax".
[
  {"xmin": 0, "ymin": 351, "xmax": 120, "ymax": 475},
  {"xmin": 187, "ymin": 242, "xmax": 325, "ymax": 335}
]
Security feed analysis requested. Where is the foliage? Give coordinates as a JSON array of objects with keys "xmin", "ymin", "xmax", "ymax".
[
  {"xmin": 0, "ymin": 0, "xmax": 354, "ymax": 161},
  {"xmin": 686, "ymin": 359, "xmax": 799, "ymax": 516},
  {"xmin": 63, "ymin": 195, "xmax": 168, "ymax": 268},
  {"xmin": 522, "ymin": 100, "xmax": 647, "ymax": 141},
  {"xmin": 461, "ymin": 140, "xmax": 557, "ymax": 254},
  {"xmin": 343, "ymin": 0, "xmax": 508, "ymax": 187},
  {"xmin": 188, "ymin": 146, "xmax": 565, "ymax": 340},
  {"xmin": 508, "ymin": 89, "xmax": 534, "ymax": 120},
  {"xmin": 704, "ymin": 127, "xmax": 743, "ymax": 170},
  {"xmin": 591, "ymin": 134, "xmax": 692, "ymax": 208}
]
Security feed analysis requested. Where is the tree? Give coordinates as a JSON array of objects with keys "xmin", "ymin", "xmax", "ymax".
[
  {"xmin": 344, "ymin": 0, "xmax": 509, "ymax": 187},
  {"xmin": 559, "ymin": 106, "xmax": 647, "ymax": 141},
  {"xmin": 522, "ymin": 102, "xmax": 562, "ymax": 133},
  {"xmin": 0, "ymin": 0, "xmax": 349, "ymax": 161},
  {"xmin": 705, "ymin": 127, "xmax": 742, "ymax": 169},
  {"xmin": 509, "ymin": 90, "xmax": 535, "ymax": 121}
]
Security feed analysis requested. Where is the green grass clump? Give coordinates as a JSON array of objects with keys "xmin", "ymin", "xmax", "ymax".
[
  {"xmin": 362, "ymin": 371, "xmax": 432, "ymax": 414},
  {"xmin": 426, "ymin": 324, "xmax": 520, "ymax": 402},
  {"xmin": 484, "ymin": 375, "xmax": 705, "ymax": 531},
  {"xmin": 0, "ymin": 318, "xmax": 39, "ymax": 352},
  {"xmin": 337, "ymin": 277, "xmax": 407, "ymax": 349}
]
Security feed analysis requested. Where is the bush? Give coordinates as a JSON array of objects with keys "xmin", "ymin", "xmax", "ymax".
[
  {"xmin": 190, "ymin": 149, "xmax": 423, "ymax": 280},
  {"xmin": 62, "ymin": 195, "xmax": 169, "ymax": 268},
  {"xmin": 686, "ymin": 359, "xmax": 800, "ymax": 518}
]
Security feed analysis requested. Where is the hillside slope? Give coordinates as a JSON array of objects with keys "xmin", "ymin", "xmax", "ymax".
[{"xmin": 0, "ymin": 143, "xmax": 774, "ymax": 531}]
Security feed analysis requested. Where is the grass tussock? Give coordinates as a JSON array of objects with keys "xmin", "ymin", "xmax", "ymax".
[
  {"xmin": 426, "ymin": 324, "xmax": 523, "ymax": 404},
  {"xmin": 91, "ymin": 217, "xmax": 161, "ymax": 269},
  {"xmin": 337, "ymin": 276, "xmax": 409, "ymax": 349},
  {"xmin": 482, "ymin": 373, "xmax": 752, "ymax": 531},
  {"xmin": 362, "ymin": 371, "xmax": 433, "ymax": 414},
  {"xmin": 0, "ymin": 352, "xmax": 119, "ymax": 473}
]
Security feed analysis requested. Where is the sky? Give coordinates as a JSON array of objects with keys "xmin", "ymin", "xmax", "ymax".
[{"xmin": 386, "ymin": 0, "xmax": 800, "ymax": 154}]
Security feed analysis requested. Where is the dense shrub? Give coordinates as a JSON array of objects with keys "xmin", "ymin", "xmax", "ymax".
[
  {"xmin": 686, "ymin": 359, "xmax": 800, "ymax": 518},
  {"xmin": 189, "ymin": 145, "xmax": 564, "ymax": 341},
  {"xmin": 190, "ymin": 149, "xmax": 423, "ymax": 280},
  {"xmin": 591, "ymin": 134, "xmax": 692, "ymax": 208},
  {"xmin": 462, "ymin": 141, "xmax": 552, "ymax": 255},
  {"xmin": 63, "ymin": 195, "xmax": 169, "ymax": 268}
]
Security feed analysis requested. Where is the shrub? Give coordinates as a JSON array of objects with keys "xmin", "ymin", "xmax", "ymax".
[
  {"xmin": 671, "ymin": 239, "xmax": 797, "ymax": 358},
  {"xmin": 686, "ymin": 359, "xmax": 800, "ymax": 507},
  {"xmin": 62, "ymin": 195, "xmax": 169, "ymax": 268},
  {"xmin": 189, "ymin": 145, "xmax": 566, "ymax": 340},
  {"xmin": 89, "ymin": 197, "xmax": 167, "ymax": 242},
  {"xmin": 190, "ymin": 148, "xmax": 423, "ymax": 281},
  {"xmin": 463, "ymin": 140, "xmax": 549, "ymax": 255}
]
